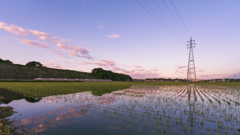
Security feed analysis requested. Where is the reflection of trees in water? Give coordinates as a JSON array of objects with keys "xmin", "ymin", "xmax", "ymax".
[
  {"xmin": 0, "ymin": 88, "xmax": 42, "ymax": 135},
  {"xmin": 0, "ymin": 88, "xmax": 41, "ymax": 104},
  {"xmin": 0, "ymin": 107, "xmax": 38, "ymax": 135},
  {"xmin": 22, "ymin": 85, "xmax": 188, "ymax": 134}
]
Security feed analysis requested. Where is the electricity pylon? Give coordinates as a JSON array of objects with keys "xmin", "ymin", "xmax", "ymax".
[{"xmin": 186, "ymin": 37, "xmax": 196, "ymax": 82}]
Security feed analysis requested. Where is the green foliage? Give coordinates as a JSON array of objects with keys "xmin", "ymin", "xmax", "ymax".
[
  {"xmin": 0, "ymin": 63, "xmax": 94, "ymax": 79},
  {"xmin": 0, "ymin": 82, "xmax": 133, "ymax": 98},
  {"xmin": 0, "ymin": 82, "xmax": 188, "ymax": 98},
  {"xmin": 91, "ymin": 68, "xmax": 132, "ymax": 81},
  {"xmin": 26, "ymin": 61, "xmax": 43, "ymax": 67},
  {"xmin": 2, "ymin": 126, "xmax": 8, "ymax": 132},
  {"xmin": 237, "ymin": 128, "xmax": 240, "ymax": 132},
  {"xmin": 0, "ymin": 59, "xmax": 13, "ymax": 64}
]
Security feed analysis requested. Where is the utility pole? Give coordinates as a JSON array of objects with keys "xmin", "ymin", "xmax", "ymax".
[
  {"xmin": 186, "ymin": 37, "xmax": 196, "ymax": 82},
  {"xmin": 234, "ymin": 74, "xmax": 236, "ymax": 82}
]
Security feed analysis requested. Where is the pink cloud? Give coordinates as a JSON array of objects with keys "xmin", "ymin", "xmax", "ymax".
[
  {"xmin": 132, "ymin": 65, "xmax": 142, "ymax": 68},
  {"xmin": 0, "ymin": 21, "xmax": 28, "ymax": 36},
  {"xmin": 30, "ymin": 29, "xmax": 49, "ymax": 40},
  {"xmin": 79, "ymin": 59, "xmax": 116, "ymax": 68},
  {"xmin": 175, "ymin": 66, "xmax": 187, "ymax": 74},
  {"xmin": 99, "ymin": 59, "xmax": 116, "ymax": 66},
  {"xmin": 177, "ymin": 66, "xmax": 187, "ymax": 69},
  {"xmin": 1, "ymin": 21, "xmax": 93, "ymax": 60},
  {"xmin": 69, "ymin": 46, "xmax": 93, "ymax": 59},
  {"xmin": 110, "ymin": 65, "xmax": 160, "ymax": 79},
  {"xmin": 50, "ymin": 49, "xmax": 65, "ymax": 57},
  {"xmin": 79, "ymin": 61, "xmax": 92, "ymax": 65},
  {"xmin": 197, "ymin": 69, "xmax": 205, "ymax": 73},
  {"xmin": 56, "ymin": 43, "xmax": 65, "ymax": 49},
  {"xmin": 108, "ymin": 33, "xmax": 121, "ymax": 38},
  {"xmin": 42, "ymin": 60, "xmax": 62, "ymax": 69},
  {"xmin": 78, "ymin": 59, "xmax": 160, "ymax": 79},
  {"xmin": 18, "ymin": 38, "xmax": 48, "ymax": 48},
  {"xmin": 123, "ymin": 65, "xmax": 143, "ymax": 69}
]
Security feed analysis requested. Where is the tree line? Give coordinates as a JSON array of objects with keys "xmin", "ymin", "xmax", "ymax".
[
  {"xmin": 0, "ymin": 58, "xmax": 133, "ymax": 81},
  {"xmin": 91, "ymin": 68, "xmax": 132, "ymax": 81}
]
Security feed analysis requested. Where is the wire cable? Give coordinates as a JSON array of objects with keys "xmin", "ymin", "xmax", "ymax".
[
  {"xmin": 142, "ymin": 0, "xmax": 186, "ymax": 43},
  {"xmin": 169, "ymin": 0, "xmax": 191, "ymax": 36},
  {"xmin": 137, "ymin": 0, "xmax": 185, "ymax": 44},
  {"xmin": 161, "ymin": 0, "xmax": 189, "ymax": 38},
  {"xmin": 153, "ymin": 0, "xmax": 189, "ymax": 40}
]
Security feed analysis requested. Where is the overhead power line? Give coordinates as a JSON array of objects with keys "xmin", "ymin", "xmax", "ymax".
[
  {"xmin": 137, "ymin": 0, "xmax": 185, "ymax": 44},
  {"xmin": 169, "ymin": 0, "xmax": 191, "ymax": 36},
  {"xmin": 161, "ymin": 0, "xmax": 190, "ymax": 38},
  {"xmin": 153, "ymin": 0, "xmax": 189, "ymax": 40},
  {"xmin": 142, "ymin": 0, "xmax": 186, "ymax": 43}
]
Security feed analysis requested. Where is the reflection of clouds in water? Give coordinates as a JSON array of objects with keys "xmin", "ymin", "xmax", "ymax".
[
  {"xmin": 56, "ymin": 107, "xmax": 91, "ymax": 120},
  {"xmin": 21, "ymin": 115, "xmax": 47, "ymax": 125},
  {"xmin": 22, "ymin": 104, "xmax": 92, "ymax": 133},
  {"xmin": 17, "ymin": 85, "xmax": 240, "ymax": 134},
  {"xmin": 41, "ymin": 85, "xmax": 179, "ymax": 105},
  {"xmin": 49, "ymin": 106, "xmax": 64, "ymax": 114},
  {"xmin": 21, "ymin": 85, "xmax": 187, "ymax": 133}
]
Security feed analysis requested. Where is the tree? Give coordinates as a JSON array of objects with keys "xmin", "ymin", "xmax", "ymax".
[
  {"xmin": 0, "ymin": 59, "xmax": 13, "ymax": 64},
  {"xmin": 91, "ymin": 68, "xmax": 132, "ymax": 81},
  {"xmin": 26, "ymin": 61, "xmax": 43, "ymax": 67}
]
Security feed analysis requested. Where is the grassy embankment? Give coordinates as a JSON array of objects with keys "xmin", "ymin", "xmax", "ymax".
[{"xmin": 0, "ymin": 82, "xmax": 187, "ymax": 98}]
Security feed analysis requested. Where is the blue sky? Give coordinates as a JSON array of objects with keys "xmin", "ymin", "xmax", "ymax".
[{"xmin": 0, "ymin": 0, "xmax": 240, "ymax": 79}]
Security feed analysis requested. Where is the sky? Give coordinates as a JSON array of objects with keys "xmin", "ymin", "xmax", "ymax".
[{"xmin": 0, "ymin": 0, "xmax": 240, "ymax": 79}]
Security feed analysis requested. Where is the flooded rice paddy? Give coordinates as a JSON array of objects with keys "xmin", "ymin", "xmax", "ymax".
[{"xmin": 1, "ymin": 84, "xmax": 240, "ymax": 135}]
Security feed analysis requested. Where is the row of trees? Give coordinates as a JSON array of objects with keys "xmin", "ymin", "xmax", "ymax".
[
  {"xmin": 0, "ymin": 59, "xmax": 42, "ymax": 67},
  {"xmin": 92, "ymin": 68, "xmax": 132, "ymax": 81}
]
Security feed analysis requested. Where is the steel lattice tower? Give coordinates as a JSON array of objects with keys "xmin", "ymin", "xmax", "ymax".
[{"xmin": 187, "ymin": 37, "xmax": 196, "ymax": 82}]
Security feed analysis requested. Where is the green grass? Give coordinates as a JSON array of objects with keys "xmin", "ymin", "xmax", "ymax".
[
  {"xmin": 0, "ymin": 82, "xmax": 239, "ymax": 98},
  {"xmin": 0, "ymin": 82, "xmax": 132, "ymax": 98},
  {"xmin": 0, "ymin": 82, "xmax": 187, "ymax": 98}
]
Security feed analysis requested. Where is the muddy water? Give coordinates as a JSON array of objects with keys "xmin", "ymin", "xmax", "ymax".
[{"xmin": 1, "ymin": 84, "xmax": 240, "ymax": 135}]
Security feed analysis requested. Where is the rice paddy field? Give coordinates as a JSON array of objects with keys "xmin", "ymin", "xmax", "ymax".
[{"xmin": 1, "ymin": 82, "xmax": 240, "ymax": 135}]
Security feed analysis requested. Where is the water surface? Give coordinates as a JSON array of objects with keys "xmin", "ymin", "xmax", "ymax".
[{"xmin": 1, "ymin": 84, "xmax": 240, "ymax": 134}]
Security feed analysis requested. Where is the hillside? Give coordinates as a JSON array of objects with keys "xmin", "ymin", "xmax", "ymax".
[
  {"xmin": 0, "ymin": 59, "xmax": 132, "ymax": 81},
  {"xmin": 0, "ymin": 63, "xmax": 93, "ymax": 80}
]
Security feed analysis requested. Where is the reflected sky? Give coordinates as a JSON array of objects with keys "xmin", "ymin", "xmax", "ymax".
[{"xmin": 2, "ymin": 84, "xmax": 240, "ymax": 135}]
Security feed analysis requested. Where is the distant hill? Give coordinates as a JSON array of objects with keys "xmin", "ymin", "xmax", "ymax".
[{"xmin": 0, "ymin": 59, "xmax": 132, "ymax": 81}]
